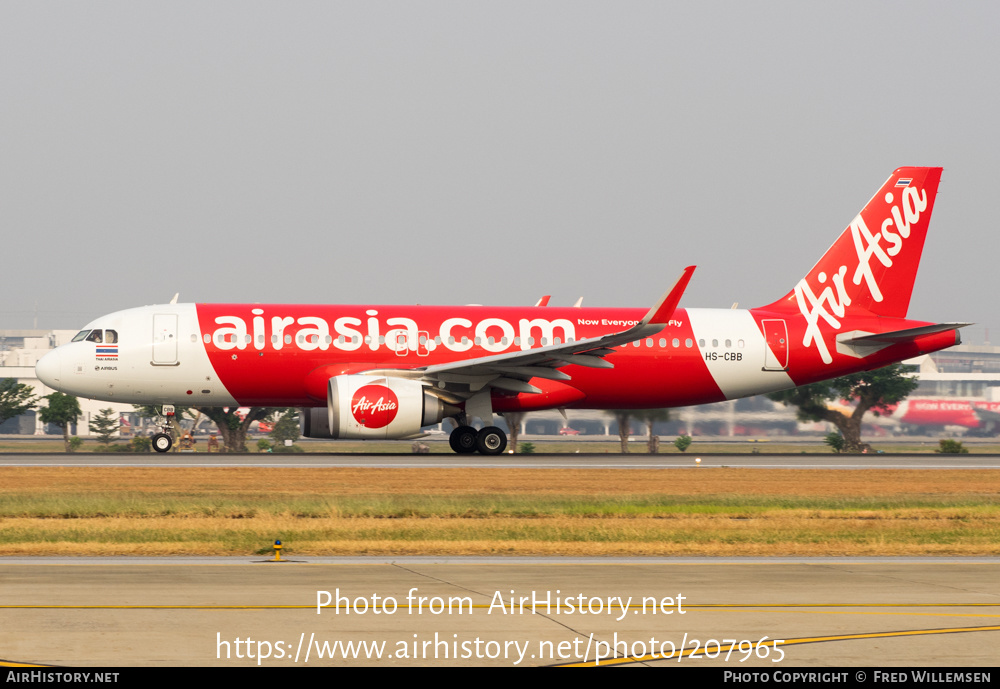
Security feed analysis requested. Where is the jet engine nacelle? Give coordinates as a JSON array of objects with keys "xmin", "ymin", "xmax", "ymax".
[{"xmin": 300, "ymin": 375, "xmax": 450, "ymax": 439}]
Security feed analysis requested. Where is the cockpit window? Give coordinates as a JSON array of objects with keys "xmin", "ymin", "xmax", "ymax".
[
  {"xmin": 85, "ymin": 330, "xmax": 104, "ymax": 343},
  {"xmin": 71, "ymin": 330, "xmax": 91, "ymax": 343},
  {"xmin": 105, "ymin": 330, "xmax": 118, "ymax": 344}
]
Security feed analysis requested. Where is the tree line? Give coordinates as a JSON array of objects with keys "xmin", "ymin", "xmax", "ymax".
[
  {"xmin": 0, "ymin": 379, "xmax": 299, "ymax": 453},
  {"xmin": 1, "ymin": 363, "xmax": 918, "ymax": 453}
]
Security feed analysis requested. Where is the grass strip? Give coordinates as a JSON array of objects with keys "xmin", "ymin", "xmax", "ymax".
[{"xmin": 1, "ymin": 468, "xmax": 999, "ymax": 556}]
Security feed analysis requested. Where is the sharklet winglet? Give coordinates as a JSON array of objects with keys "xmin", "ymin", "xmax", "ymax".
[{"xmin": 641, "ymin": 265, "xmax": 696, "ymax": 326}]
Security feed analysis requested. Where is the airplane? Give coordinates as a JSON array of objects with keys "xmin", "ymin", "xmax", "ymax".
[
  {"xmin": 889, "ymin": 399, "xmax": 1000, "ymax": 434},
  {"xmin": 35, "ymin": 167, "xmax": 969, "ymax": 454}
]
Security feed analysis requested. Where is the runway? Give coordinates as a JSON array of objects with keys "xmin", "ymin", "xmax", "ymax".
[
  {"xmin": 2, "ymin": 452, "xmax": 1000, "ymax": 468},
  {"xmin": 1, "ymin": 558, "xmax": 998, "ymax": 667}
]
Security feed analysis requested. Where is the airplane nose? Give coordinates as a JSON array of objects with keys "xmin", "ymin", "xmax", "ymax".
[{"xmin": 35, "ymin": 349, "xmax": 62, "ymax": 388}]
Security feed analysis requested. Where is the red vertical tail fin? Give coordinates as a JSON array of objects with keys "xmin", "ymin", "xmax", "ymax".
[{"xmin": 766, "ymin": 167, "xmax": 943, "ymax": 318}]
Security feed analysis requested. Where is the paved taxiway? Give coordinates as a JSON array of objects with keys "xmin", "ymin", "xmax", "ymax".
[
  {"xmin": 3, "ymin": 452, "xmax": 1000, "ymax": 468},
  {"xmin": 2, "ymin": 558, "xmax": 998, "ymax": 667}
]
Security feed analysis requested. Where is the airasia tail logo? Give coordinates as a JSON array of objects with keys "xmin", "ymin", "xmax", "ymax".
[
  {"xmin": 793, "ymin": 183, "xmax": 928, "ymax": 365},
  {"xmin": 351, "ymin": 385, "xmax": 399, "ymax": 429}
]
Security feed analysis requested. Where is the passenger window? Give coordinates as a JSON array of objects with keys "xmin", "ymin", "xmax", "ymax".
[
  {"xmin": 698, "ymin": 339, "xmax": 705, "ymax": 347},
  {"xmin": 685, "ymin": 338, "xmax": 693, "ymax": 348},
  {"xmin": 712, "ymin": 339, "xmax": 718, "ymax": 347},
  {"xmin": 725, "ymin": 339, "xmax": 732, "ymax": 348}
]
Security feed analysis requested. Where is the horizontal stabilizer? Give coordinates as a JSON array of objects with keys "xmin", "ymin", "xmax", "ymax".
[{"xmin": 838, "ymin": 323, "xmax": 972, "ymax": 346}]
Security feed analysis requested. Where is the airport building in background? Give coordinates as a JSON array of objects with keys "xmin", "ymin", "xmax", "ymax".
[
  {"xmin": 0, "ymin": 329, "xmax": 138, "ymax": 436},
  {"xmin": 3, "ymin": 329, "xmax": 1000, "ymax": 438}
]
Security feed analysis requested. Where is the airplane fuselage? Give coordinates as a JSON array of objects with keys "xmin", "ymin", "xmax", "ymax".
[{"xmin": 36, "ymin": 302, "xmax": 956, "ymax": 411}]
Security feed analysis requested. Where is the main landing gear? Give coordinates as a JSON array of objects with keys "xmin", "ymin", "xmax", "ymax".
[{"xmin": 449, "ymin": 425, "xmax": 508, "ymax": 455}]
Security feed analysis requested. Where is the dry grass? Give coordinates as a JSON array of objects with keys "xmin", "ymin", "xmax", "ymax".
[
  {"xmin": 2, "ymin": 466, "xmax": 998, "ymax": 495},
  {"xmin": 1, "ymin": 468, "xmax": 999, "ymax": 556}
]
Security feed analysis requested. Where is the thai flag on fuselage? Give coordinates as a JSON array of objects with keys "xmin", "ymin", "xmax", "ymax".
[
  {"xmin": 895, "ymin": 178, "xmax": 912, "ymax": 187},
  {"xmin": 96, "ymin": 345, "xmax": 118, "ymax": 359}
]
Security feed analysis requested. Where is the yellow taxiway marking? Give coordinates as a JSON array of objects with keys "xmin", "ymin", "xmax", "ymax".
[
  {"xmin": 557, "ymin": 625, "xmax": 1000, "ymax": 667},
  {"xmin": 0, "ymin": 661, "xmax": 48, "ymax": 668}
]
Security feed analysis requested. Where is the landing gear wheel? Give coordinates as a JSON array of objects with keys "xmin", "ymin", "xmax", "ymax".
[
  {"xmin": 449, "ymin": 425, "xmax": 478, "ymax": 454},
  {"xmin": 152, "ymin": 433, "xmax": 173, "ymax": 453},
  {"xmin": 476, "ymin": 426, "xmax": 508, "ymax": 455}
]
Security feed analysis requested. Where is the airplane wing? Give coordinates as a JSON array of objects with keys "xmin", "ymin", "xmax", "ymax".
[{"xmin": 362, "ymin": 266, "xmax": 695, "ymax": 397}]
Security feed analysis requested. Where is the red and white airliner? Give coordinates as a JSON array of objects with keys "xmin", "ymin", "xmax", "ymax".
[
  {"xmin": 35, "ymin": 167, "xmax": 968, "ymax": 454},
  {"xmin": 889, "ymin": 399, "xmax": 1000, "ymax": 433}
]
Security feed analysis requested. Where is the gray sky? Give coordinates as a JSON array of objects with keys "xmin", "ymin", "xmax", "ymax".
[{"xmin": 2, "ymin": 2, "xmax": 997, "ymax": 343}]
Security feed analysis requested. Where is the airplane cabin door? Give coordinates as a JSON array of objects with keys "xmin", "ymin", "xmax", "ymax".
[
  {"xmin": 762, "ymin": 319, "xmax": 788, "ymax": 371},
  {"xmin": 152, "ymin": 314, "xmax": 179, "ymax": 365}
]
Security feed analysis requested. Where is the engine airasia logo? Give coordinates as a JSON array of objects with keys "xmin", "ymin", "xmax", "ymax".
[{"xmin": 351, "ymin": 385, "xmax": 399, "ymax": 429}]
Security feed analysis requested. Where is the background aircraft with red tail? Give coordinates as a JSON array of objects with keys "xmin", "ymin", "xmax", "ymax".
[{"xmin": 36, "ymin": 167, "xmax": 968, "ymax": 454}]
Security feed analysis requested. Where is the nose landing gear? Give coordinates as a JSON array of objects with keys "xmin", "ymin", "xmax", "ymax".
[
  {"xmin": 151, "ymin": 405, "xmax": 176, "ymax": 453},
  {"xmin": 152, "ymin": 432, "xmax": 173, "ymax": 453}
]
